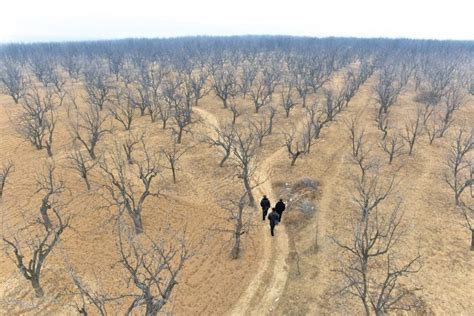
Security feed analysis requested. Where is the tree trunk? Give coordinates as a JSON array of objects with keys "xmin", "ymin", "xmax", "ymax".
[
  {"xmin": 145, "ymin": 302, "xmax": 159, "ymax": 316},
  {"xmin": 291, "ymin": 155, "xmax": 298, "ymax": 166},
  {"xmin": 46, "ymin": 143, "xmax": 53, "ymax": 157},
  {"xmin": 40, "ymin": 205, "xmax": 52, "ymax": 230},
  {"xmin": 268, "ymin": 117, "xmax": 274, "ymax": 135},
  {"xmin": 31, "ymin": 276, "xmax": 44, "ymax": 298},
  {"xmin": 133, "ymin": 213, "xmax": 144, "ymax": 234},
  {"xmin": 83, "ymin": 174, "xmax": 91, "ymax": 191},
  {"xmin": 231, "ymin": 232, "xmax": 241, "ymax": 259},
  {"xmin": 471, "ymin": 229, "xmax": 474, "ymax": 251},
  {"xmin": 89, "ymin": 148, "xmax": 96, "ymax": 160},
  {"xmin": 171, "ymin": 165, "xmax": 176, "ymax": 183},
  {"xmin": 177, "ymin": 128, "xmax": 183, "ymax": 144},
  {"xmin": 219, "ymin": 151, "xmax": 230, "ymax": 167},
  {"xmin": 243, "ymin": 176, "xmax": 255, "ymax": 207}
]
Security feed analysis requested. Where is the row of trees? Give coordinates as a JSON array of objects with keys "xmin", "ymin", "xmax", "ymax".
[{"xmin": 0, "ymin": 36, "xmax": 472, "ymax": 314}]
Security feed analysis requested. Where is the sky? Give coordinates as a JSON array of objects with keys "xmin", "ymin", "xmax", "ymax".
[{"xmin": 0, "ymin": 0, "xmax": 473, "ymax": 43}]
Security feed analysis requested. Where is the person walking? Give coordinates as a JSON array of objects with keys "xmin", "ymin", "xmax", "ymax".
[
  {"xmin": 268, "ymin": 208, "xmax": 280, "ymax": 237},
  {"xmin": 275, "ymin": 199, "xmax": 286, "ymax": 222},
  {"xmin": 260, "ymin": 195, "xmax": 271, "ymax": 221}
]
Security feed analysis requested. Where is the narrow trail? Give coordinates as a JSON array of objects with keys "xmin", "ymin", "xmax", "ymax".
[{"xmin": 193, "ymin": 107, "xmax": 289, "ymax": 315}]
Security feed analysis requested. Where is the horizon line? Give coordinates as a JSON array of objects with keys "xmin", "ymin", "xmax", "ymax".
[{"xmin": 1, "ymin": 34, "xmax": 474, "ymax": 46}]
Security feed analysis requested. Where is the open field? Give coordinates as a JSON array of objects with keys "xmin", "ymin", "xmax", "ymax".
[{"xmin": 0, "ymin": 36, "xmax": 473, "ymax": 315}]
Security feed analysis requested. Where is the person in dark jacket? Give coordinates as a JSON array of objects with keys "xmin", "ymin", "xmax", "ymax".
[
  {"xmin": 268, "ymin": 208, "xmax": 280, "ymax": 236},
  {"xmin": 260, "ymin": 195, "xmax": 271, "ymax": 221},
  {"xmin": 275, "ymin": 199, "xmax": 286, "ymax": 222}
]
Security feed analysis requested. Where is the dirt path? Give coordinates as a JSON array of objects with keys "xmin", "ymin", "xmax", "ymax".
[{"xmin": 193, "ymin": 107, "xmax": 289, "ymax": 315}]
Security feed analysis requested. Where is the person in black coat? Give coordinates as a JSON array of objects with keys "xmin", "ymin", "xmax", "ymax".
[
  {"xmin": 275, "ymin": 199, "xmax": 286, "ymax": 222},
  {"xmin": 260, "ymin": 195, "xmax": 271, "ymax": 221},
  {"xmin": 268, "ymin": 208, "xmax": 280, "ymax": 236}
]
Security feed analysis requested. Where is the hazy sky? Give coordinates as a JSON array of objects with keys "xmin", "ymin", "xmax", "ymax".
[{"xmin": 1, "ymin": 0, "xmax": 473, "ymax": 43}]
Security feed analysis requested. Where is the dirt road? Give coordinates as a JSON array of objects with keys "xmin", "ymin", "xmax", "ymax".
[{"xmin": 193, "ymin": 107, "xmax": 289, "ymax": 315}]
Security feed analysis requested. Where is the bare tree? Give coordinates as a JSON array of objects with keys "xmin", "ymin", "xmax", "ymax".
[
  {"xmin": 212, "ymin": 68, "xmax": 237, "ymax": 108},
  {"xmin": 44, "ymin": 108, "xmax": 57, "ymax": 157},
  {"xmin": 67, "ymin": 145, "xmax": 98, "ymax": 191},
  {"xmin": 375, "ymin": 111, "xmax": 390, "ymax": 140},
  {"xmin": 232, "ymin": 130, "xmax": 260, "ymax": 206},
  {"xmin": 67, "ymin": 269, "xmax": 119, "ymax": 316},
  {"xmin": 155, "ymin": 99, "xmax": 172, "ymax": 130},
  {"xmin": 228, "ymin": 99, "xmax": 240, "ymax": 126},
  {"xmin": 238, "ymin": 63, "xmax": 257, "ymax": 98},
  {"xmin": 401, "ymin": 110, "xmax": 422, "ymax": 156},
  {"xmin": 101, "ymin": 141, "xmax": 160, "ymax": 234},
  {"xmin": 281, "ymin": 83, "xmax": 298, "ymax": 118},
  {"xmin": 266, "ymin": 106, "xmax": 277, "ymax": 135},
  {"xmin": 84, "ymin": 67, "xmax": 112, "ymax": 111},
  {"xmin": 425, "ymin": 115, "xmax": 444, "ymax": 145},
  {"xmin": 414, "ymin": 91, "xmax": 439, "ymax": 126},
  {"xmin": 421, "ymin": 61, "xmax": 455, "ymax": 103},
  {"xmin": 17, "ymin": 87, "xmax": 58, "ymax": 154},
  {"xmin": 341, "ymin": 69, "xmax": 363, "ymax": 107},
  {"xmin": 109, "ymin": 87, "xmax": 135, "ymax": 131},
  {"xmin": 306, "ymin": 56, "xmax": 333, "ymax": 96},
  {"xmin": 50, "ymin": 69, "xmax": 68, "ymax": 106},
  {"xmin": 305, "ymin": 102, "xmax": 325, "ymax": 140},
  {"xmin": 459, "ymin": 203, "xmax": 474, "ymax": 250},
  {"xmin": 3, "ymin": 207, "xmax": 70, "ymax": 297},
  {"xmin": 437, "ymin": 86, "xmax": 466, "ymax": 138},
  {"xmin": 129, "ymin": 84, "xmax": 151, "ymax": 117},
  {"xmin": 116, "ymin": 222, "xmax": 191, "ymax": 315},
  {"xmin": 0, "ymin": 59, "xmax": 28, "ymax": 104},
  {"xmin": 3, "ymin": 166, "xmax": 69, "ymax": 298},
  {"xmin": 344, "ymin": 115, "xmax": 366, "ymax": 159},
  {"xmin": 60, "ymin": 51, "xmax": 82, "ymax": 81},
  {"xmin": 322, "ymin": 88, "xmax": 346, "ymax": 123},
  {"xmin": 250, "ymin": 117, "xmax": 270, "ymax": 147},
  {"xmin": 249, "ymin": 79, "xmax": 272, "ymax": 113},
  {"xmin": 0, "ymin": 160, "xmax": 14, "ymax": 200},
  {"xmin": 71, "ymin": 106, "xmax": 111, "ymax": 160},
  {"xmin": 188, "ymin": 69, "xmax": 210, "ymax": 106},
  {"xmin": 333, "ymin": 155, "xmax": 422, "ymax": 315},
  {"xmin": 261, "ymin": 64, "xmax": 281, "ymax": 100},
  {"xmin": 292, "ymin": 66, "xmax": 312, "ymax": 108},
  {"xmin": 108, "ymin": 52, "xmax": 125, "ymax": 81},
  {"xmin": 302, "ymin": 120, "xmax": 314, "ymax": 154},
  {"xmin": 161, "ymin": 142, "xmax": 190, "ymax": 183},
  {"xmin": 380, "ymin": 132, "xmax": 405, "ymax": 164},
  {"xmin": 29, "ymin": 54, "xmax": 55, "ymax": 87},
  {"xmin": 122, "ymin": 132, "xmax": 143, "ymax": 165},
  {"xmin": 284, "ymin": 125, "xmax": 309, "ymax": 166},
  {"xmin": 172, "ymin": 101, "xmax": 194, "ymax": 144},
  {"xmin": 162, "ymin": 79, "xmax": 195, "ymax": 143},
  {"xmin": 139, "ymin": 63, "xmax": 169, "ymax": 125},
  {"xmin": 35, "ymin": 163, "xmax": 66, "ymax": 230},
  {"xmin": 217, "ymin": 191, "xmax": 252, "ymax": 259},
  {"xmin": 444, "ymin": 129, "xmax": 473, "ymax": 206},
  {"xmin": 374, "ymin": 66, "xmax": 403, "ymax": 116},
  {"xmin": 203, "ymin": 123, "xmax": 236, "ymax": 167}
]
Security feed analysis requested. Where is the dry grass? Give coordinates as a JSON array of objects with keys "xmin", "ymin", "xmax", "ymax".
[{"xmin": 0, "ymin": 66, "xmax": 473, "ymax": 315}]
